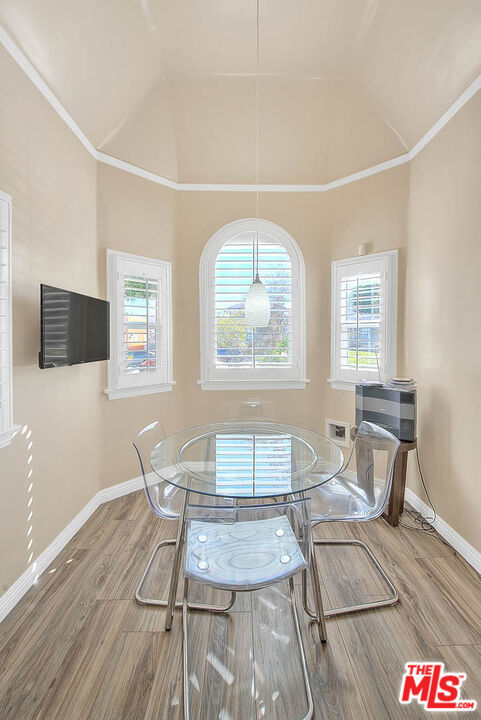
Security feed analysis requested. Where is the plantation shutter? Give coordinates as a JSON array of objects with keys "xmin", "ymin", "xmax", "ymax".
[
  {"xmin": 115, "ymin": 255, "xmax": 169, "ymax": 390},
  {"xmin": 215, "ymin": 433, "xmax": 293, "ymax": 496},
  {"xmin": 0, "ymin": 195, "xmax": 12, "ymax": 445},
  {"xmin": 214, "ymin": 234, "xmax": 292, "ymax": 370},
  {"xmin": 333, "ymin": 254, "xmax": 397, "ymax": 385}
]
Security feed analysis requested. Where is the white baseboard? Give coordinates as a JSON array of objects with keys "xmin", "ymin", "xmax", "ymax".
[
  {"xmin": 404, "ymin": 487, "xmax": 481, "ymax": 576},
  {"xmin": 98, "ymin": 475, "xmax": 144, "ymax": 503},
  {"xmin": 341, "ymin": 469, "xmax": 480, "ymax": 575},
  {"xmin": 0, "ymin": 475, "xmax": 145, "ymax": 624},
  {"xmin": 2, "ymin": 474, "xmax": 480, "ymax": 625}
]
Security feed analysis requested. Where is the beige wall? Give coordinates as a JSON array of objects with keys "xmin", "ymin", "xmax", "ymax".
[
  {"xmin": 405, "ymin": 91, "xmax": 481, "ymax": 552},
  {"xmin": 1, "ymin": 34, "xmax": 480, "ymax": 599},
  {"xmin": 176, "ymin": 165, "xmax": 409, "ymax": 434},
  {"xmin": 323, "ymin": 166, "xmax": 410, "ymax": 434},
  {"xmin": 96, "ymin": 163, "xmax": 182, "ymax": 487},
  {"xmin": 175, "ymin": 191, "xmax": 328, "ymax": 428},
  {"xmin": 95, "ymin": 163, "xmax": 408, "ymax": 492},
  {"xmin": 0, "ymin": 45, "xmax": 100, "ymax": 592}
]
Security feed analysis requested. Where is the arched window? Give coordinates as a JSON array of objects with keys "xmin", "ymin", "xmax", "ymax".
[{"xmin": 199, "ymin": 218, "xmax": 306, "ymax": 390}]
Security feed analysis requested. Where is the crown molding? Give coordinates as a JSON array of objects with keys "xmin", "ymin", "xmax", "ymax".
[
  {"xmin": 97, "ymin": 148, "xmax": 412, "ymax": 191},
  {"xmin": 408, "ymin": 70, "xmax": 481, "ymax": 160},
  {"xmin": 96, "ymin": 151, "xmax": 178, "ymax": 190},
  {"xmin": 1, "ymin": 24, "xmax": 481, "ymax": 193}
]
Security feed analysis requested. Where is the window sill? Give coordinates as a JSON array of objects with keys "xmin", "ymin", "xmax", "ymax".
[
  {"xmin": 0, "ymin": 425, "xmax": 21, "ymax": 449},
  {"xmin": 199, "ymin": 379, "xmax": 309, "ymax": 391},
  {"xmin": 105, "ymin": 382, "xmax": 176, "ymax": 400},
  {"xmin": 327, "ymin": 379, "xmax": 356, "ymax": 392}
]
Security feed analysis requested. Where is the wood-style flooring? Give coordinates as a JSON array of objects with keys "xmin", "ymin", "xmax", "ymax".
[{"xmin": 0, "ymin": 490, "xmax": 480, "ymax": 719}]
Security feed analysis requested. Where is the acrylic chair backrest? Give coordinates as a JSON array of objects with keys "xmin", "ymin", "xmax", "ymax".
[
  {"xmin": 184, "ymin": 497, "xmax": 312, "ymax": 591},
  {"xmin": 133, "ymin": 421, "xmax": 182, "ymax": 520},
  {"xmin": 346, "ymin": 421, "xmax": 400, "ymax": 515},
  {"xmin": 222, "ymin": 398, "xmax": 276, "ymax": 422}
]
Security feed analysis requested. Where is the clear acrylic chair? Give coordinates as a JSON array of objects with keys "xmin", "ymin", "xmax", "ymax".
[
  {"xmin": 133, "ymin": 421, "xmax": 235, "ymax": 613},
  {"xmin": 223, "ymin": 397, "xmax": 276, "ymax": 422},
  {"xmin": 182, "ymin": 498, "xmax": 314, "ymax": 720},
  {"xmin": 305, "ymin": 421, "xmax": 400, "ymax": 619}
]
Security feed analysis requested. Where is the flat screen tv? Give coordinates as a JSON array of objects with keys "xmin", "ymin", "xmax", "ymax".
[{"xmin": 39, "ymin": 284, "xmax": 110, "ymax": 369}]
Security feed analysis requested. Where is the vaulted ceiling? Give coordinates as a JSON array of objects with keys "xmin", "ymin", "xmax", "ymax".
[{"xmin": 2, "ymin": 0, "xmax": 481, "ymax": 184}]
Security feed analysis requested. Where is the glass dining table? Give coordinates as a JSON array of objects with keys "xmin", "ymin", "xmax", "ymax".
[{"xmin": 149, "ymin": 421, "xmax": 344, "ymax": 629}]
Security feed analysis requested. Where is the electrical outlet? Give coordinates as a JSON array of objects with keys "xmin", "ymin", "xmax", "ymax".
[{"xmin": 325, "ymin": 418, "xmax": 350, "ymax": 448}]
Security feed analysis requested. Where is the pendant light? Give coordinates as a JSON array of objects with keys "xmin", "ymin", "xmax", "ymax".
[
  {"xmin": 245, "ymin": 238, "xmax": 271, "ymax": 327},
  {"xmin": 245, "ymin": 0, "xmax": 270, "ymax": 328}
]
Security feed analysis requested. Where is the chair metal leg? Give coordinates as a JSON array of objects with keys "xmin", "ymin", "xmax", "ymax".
[
  {"xmin": 288, "ymin": 577, "xmax": 314, "ymax": 720},
  {"xmin": 135, "ymin": 539, "xmax": 179, "ymax": 607},
  {"xmin": 302, "ymin": 569, "xmax": 317, "ymax": 621},
  {"xmin": 183, "ymin": 576, "xmax": 313, "ymax": 720},
  {"xmin": 136, "ymin": 538, "xmax": 236, "ymax": 614},
  {"xmin": 308, "ymin": 538, "xmax": 328, "ymax": 642},
  {"xmin": 304, "ymin": 538, "xmax": 399, "ymax": 618},
  {"xmin": 182, "ymin": 577, "xmax": 191, "ymax": 720},
  {"xmin": 165, "ymin": 489, "xmax": 189, "ymax": 630}
]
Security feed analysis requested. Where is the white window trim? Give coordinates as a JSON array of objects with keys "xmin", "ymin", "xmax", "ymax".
[
  {"xmin": 0, "ymin": 190, "xmax": 18, "ymax": 449},
  {"xmin": 199, "ymin": 218, "xmax": 307, "ymax": 391},
  {"xmin": 105, "ymin": 249, "xmax": 174, "ymax": 400},
  {"xmin": 328, "ymin": 249, "xmax": 398, "ymax": 392}
]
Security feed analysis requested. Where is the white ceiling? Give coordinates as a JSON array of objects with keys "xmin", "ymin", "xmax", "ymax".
[{"xmin": 2, "ymin": 0, "xmax": 481, "ymax": 183}]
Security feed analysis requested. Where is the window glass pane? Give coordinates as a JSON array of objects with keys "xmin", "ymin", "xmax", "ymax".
[
  {"xmin": 339, "ymin": 271, "xmax": 381, "ymax": 372},
  {"xmin": 214, "ymin": 235, "xmax": 292, "ymax": 369},
  {"xmin": 108, "ymin": 252, "xmax": 172, "ymax": 397},
  {"xmin": 123, "ymin": 274, "xmax": 161, "ymax": 374}
]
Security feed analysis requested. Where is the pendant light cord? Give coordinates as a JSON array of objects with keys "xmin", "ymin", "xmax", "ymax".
[{"xmin": 255, "ymin": 0, "xmax": 260, "ymax": 281}]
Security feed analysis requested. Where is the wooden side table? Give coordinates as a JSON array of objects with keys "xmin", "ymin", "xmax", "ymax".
[{"xmin": 350, "ymin": 426, "xmax": 417, "ymax": 527}]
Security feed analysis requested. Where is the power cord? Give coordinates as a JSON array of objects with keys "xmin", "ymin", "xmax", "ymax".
[{"xmin": 399, "ymin": 445, "xmax": 457, "ymax": 556}]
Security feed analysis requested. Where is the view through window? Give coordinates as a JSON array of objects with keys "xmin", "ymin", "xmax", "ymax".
[
  {"xmin": 106, "ymin": 249, "xmax": 173, "ymax": 399},
  {"xmin": 331, "ymin": 250, "xmax": 397, "ymax": 388},
  {"xmin": 123, "ymin": 274, "xmax": 161, "ymax": 376},
  {"xmin": 215, "ymin": 235, "xmax": 292, "ymax": 369},
  {"xmin": 340, "ymin": 271, "xmax": 381, "ymax": 372}
]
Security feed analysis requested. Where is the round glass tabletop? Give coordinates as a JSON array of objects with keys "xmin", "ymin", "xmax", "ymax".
[{"xmin": 150, "ymin": 421, "xmax": 344, "ymax": 499}]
